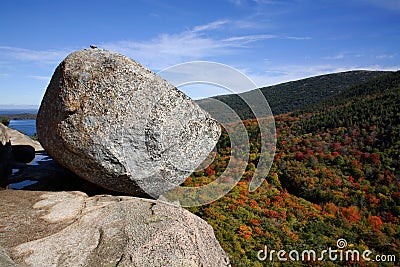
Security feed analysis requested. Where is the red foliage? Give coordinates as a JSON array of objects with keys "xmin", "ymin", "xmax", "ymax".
[
  {"xmin": 331, "ymin": 151, "xmax": 340, "ymax": 157},
  {"xmin": 387, "ymin": 212, "xmax": 396, "ymax": 222},
  {"xmin": 367, "ymin": 194, "xmax": 380, "ymax": 206},
  {"xmin": 392, "ymin": 192, "xmax": 400, "ymax": 201},
  {"xmin": 342, "ymin": 206, "xmax": 361, "ymax": 223},
  {"xmin": 333, "ymin": 177, "xmax": 343, "ymax": 187},
  {"xmin": 367, "ymin": 216, "xmax": 383, "ymax": 231},
  {"xmin": 370, "ymin": 153, "xmax": 380, "ymax": 165},
  {"xmin": 205, "ymin": 166, "xmax": 216, "ymax": 176},
  {"xmin": 332, "ymin": 142, "xmax": 342, "ymax": 151},
  {"xmin": 264, "ymin": 209, "xmax": 281, "ymax": 219},
  {"xmin": 295, "ymin": 151, "xmax": 305, "ymax": 161},
  {"xmin": 324, "ymin": 202, "xmax": 339, "ymax": 216}
]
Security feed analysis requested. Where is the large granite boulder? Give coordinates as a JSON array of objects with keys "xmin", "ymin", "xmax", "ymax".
[
  {"xmin": 37, "ymin": 48, "xmax": 220, "ymax": 198},
  {"xmin": 0, "ymin": 190, "xmax": 230, "ymax": 267}
]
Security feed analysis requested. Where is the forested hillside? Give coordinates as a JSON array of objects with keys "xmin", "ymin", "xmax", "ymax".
[
  {"xmin": 186, "ymin": 71, "xmax": 400, "ymax": 266},
  {"xmin": 197, "ymin": 70, "xmax": 392, "ymax": 120}
]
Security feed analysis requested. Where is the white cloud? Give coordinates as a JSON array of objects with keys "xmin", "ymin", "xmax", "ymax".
[
  {"xmin": 101, "ymin": 20, "xmax": 310, "ymax": 70},
  {"xmin": 161, "ymin": 62, "xmax": 392, "ymax": 99},
  {"xmin": 222, "ymin": 34, "xmax": 276, "ymax": 44},
  {"xmin": 285, "ymin": 36, "xmax": 312, "ymax": 40},
  {"xmin": 28, "ymin": 75, "xmax": 51, "ymax": 81},
  {"xmin": 376, "ymin": 54, "xmax": 396, "ymax": 59},
  {"xmin": 0, "ymin": 46, "xmax": 70, "ymax": 64},
  {"xmin": 253, "ymin": 63, "xmax": 400, "ymax": 88},
  {"xmin": 323, "ymin": 53, "xmax": 345, "ymax": 60},
  {"xmin": 192, "ymin": 20, "xmax": 229, "ymax": 32},
  {"xmin": 100, "ymin": 20, "xmax": 237, "ymax": 69},
  {"xmin": 102, "ymin": 33, "xmax": 228, "ymax": 70},
  {"xmin": 232, "ymin": 20, "xmax": 260, "ymax": 29}
]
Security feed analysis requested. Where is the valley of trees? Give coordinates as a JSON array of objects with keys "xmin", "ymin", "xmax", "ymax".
[{"xmin": 186, "ymin": 71, "xmax": 400, "ymax": 266}]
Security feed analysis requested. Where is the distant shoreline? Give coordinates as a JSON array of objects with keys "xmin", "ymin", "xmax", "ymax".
[
  {"xmin": 2, "ymin": 113, "xmax": 37, "ymax": 120},
  {"xmin": 0, "ymin": 110, "xmax": 37, "ymax": 120}
]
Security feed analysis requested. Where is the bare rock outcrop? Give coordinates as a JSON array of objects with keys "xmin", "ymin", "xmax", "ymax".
[
  {"xmin": 0, "ymin": 190, "xmax": 229, "ymax": 267},
  {"xmin": 1, "ymin": 125, "xmax": 38, "ymax": 183},
  {"xmin": 0, "ymin": 124, "xmax": 12, "ymax": 181},
  {"xmin": 6, "ymin": 127, "xmax": 43, "ymax": 152}
]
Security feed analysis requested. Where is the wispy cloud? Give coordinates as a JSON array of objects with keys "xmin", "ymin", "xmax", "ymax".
[
  {"xmin": 28, "ymin": 75, "xmax": 51, "ymax": 81},
  {"xmin": 232, "ymin": 20, "xmax": 260, "ymax": 29},
  {"xmin": 323, "ymin": 53, "xmax": 345, "ymax": 60},
  {"xmin": 242, "ymin": 64, "xmax": 351, "ymax": 88},
  {"xmin": 376, "ymin": 53, "xmax": 396, "ymax": 59},
  {"xmin": 102, "ymin": 33, "xmax": 227, "ymax": 70},
  {"xmin": 192, "ymin": 20, "xmax": 229, "ymax": 32},
  {"xmin": 222, "ymin": 34, "xmax": 277, "ymax": 44},
  {"xmin": 0, "ymin": 19, "xmax": 310, "ymax": 73},
  {"xmin": 0, "ymin": 46, "xmax": 70, "ymax": 64},
  {"xmin": 285, "ymin": 36, "xmax": 312, "ymax": 40},
  {"xmin": 101, "ymin": 20, "xmax": 310, "ymax": 70}
]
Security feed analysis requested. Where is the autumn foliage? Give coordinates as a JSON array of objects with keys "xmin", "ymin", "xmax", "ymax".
[{"xmin": 184, "ymin": 72, "xmax": 400, "ymax": 266}]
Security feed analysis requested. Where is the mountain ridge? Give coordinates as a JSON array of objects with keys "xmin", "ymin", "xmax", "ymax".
[{"xmin": 197, "ymin": 70, "xmax": 394, "ymax": 120}]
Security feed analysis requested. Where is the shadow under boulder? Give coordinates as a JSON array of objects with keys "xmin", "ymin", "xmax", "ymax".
[{"xmin": 7, "ymin": 152, "xmax": 125, "ymax": 196}]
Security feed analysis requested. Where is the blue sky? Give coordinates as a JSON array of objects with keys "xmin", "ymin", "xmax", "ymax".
[{"xmin": 0, "ymin": 0, "xmax": 399, "ymax": 107}]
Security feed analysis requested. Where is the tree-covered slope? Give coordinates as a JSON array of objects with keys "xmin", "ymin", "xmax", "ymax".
[
  {"xmin": 186, "ymin": 70, "xmax": 400, "ymax": 266},
  {"xmin": 197, "ymin": 70, "xmax": 392, "ymax": 120}
]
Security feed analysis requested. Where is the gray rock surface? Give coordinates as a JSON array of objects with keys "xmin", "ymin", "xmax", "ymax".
[
  {"xmin": 1, "ymin": 125, "xmax": 41, "ymax": 187},
  {"xmin": 0, "ymin": 124, "xmax": 10, "ymax": 146},
  {"xmin": 0, "ymin": 246, "xmax": 17, "ymax": 267},
  {"xmin": 6, "ymin": 127, "xmax": 43, "ymax": 152},
  {"xmin": 0, "ymin": 190, "xmax": 229, "ymax": 267},
  {"xmin": 37, "ymin": 48, "xmax": 220, "ymax": 198},
  {"xmin": 0, "ymin": 124, "xmax": 12, "ymax": 182}
]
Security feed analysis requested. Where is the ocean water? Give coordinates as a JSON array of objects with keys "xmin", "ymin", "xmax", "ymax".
[
  {"xmin": 0, "ymin": 109, "xmax": 38, "ymax": 136},
  {"xmin": 8, "ymin": 119, "xmax": 37, "ymax": 136}
]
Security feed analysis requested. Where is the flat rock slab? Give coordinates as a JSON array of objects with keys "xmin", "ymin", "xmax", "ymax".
[
  {"xmin": 0, "ymin": 190, "xmax": 229, "ymax": 267},
  {"xmin": 7, "ymin": 127, "xmax": 43, "ymax": 152},
  {"xmin": 37, "ymin": 48, "xmax": 220, "ymax": 198}
]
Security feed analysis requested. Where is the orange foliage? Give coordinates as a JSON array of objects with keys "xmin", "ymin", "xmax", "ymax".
[
  {"xmin": 238, "ymin": 225, "xmax": 252, "ymax": 239},
  {"xmin": 250, "ymin": 218, "xmax": 260, "ymax": 226},
  {"xmin": 254, "ymin": 226, "xmax": 263, "ymax": 236},
  {"xmin": 342, "ymin": 206, "xmax": 361, "ymax": 223},
  {"xmin": 249, "ymin": 199, "xmax": 259, "ymax": 209},
  {"xmin": 324, "ymin": 202, "xmax": 339, "ymax": 216},
  {"xmin": 367, "ymin": 216, "xmax": 383, "ymax": 231},
  {"xmin": 264, "ymin": 209, "xmax": 281, "ymax": 219}
]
